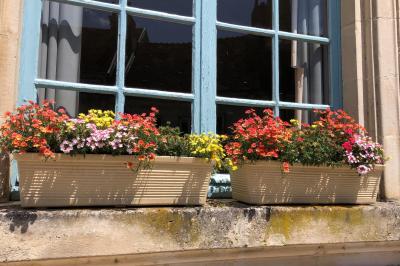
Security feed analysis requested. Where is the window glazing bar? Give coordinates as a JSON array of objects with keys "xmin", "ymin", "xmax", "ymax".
[
  {"xmin": 47, "ymin": 0, "xmax": 120, "ymax": 13},
  {"xmin": 126, "ymin": 6, "xmax": 195, "ymax": 25},
  {"xmin": 34, "ymin": 79, "xmax": 118, "ymax": 94},
  {"xmin": 124, "ymin": 87, "xmax": 195, "ymax": 102},
  {"xmin": 192, "ymin": 0, "xmax": 202, "ymax": 133},
  {"xmin": 216, "ymin": 21, "xmax": 275, "ymax": 37},
  {"xmin": 215, "ymin": 23, "xmax": 329, "ymax": 44},
  {"xmin": 216, "ymin": 97, "xmax": 275, "ymax": 108},
  {"xmin": 278, "ymin": 101, "xmax": 330, "ymax": 110},
  {"xmin": 115, "ymin": 0, "xmax": 127, "ymax": 115},
  {"xmin": 272, "ymin": 0, "xmax": 280, "ymax": 116},
  {"xmin": 278, "ymin": 31, "xmax": 329, "ymax": 44}
]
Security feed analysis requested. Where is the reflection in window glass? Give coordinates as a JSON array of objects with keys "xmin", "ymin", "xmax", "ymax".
[
  {"xmin": 279, "ymin": 0, "xmax": 327, "ymax": 37},
  {"xmin": 217, "ymin": 30, "xmax": 272, "ymax": 100},
  {"xmin": 78, "ymin": 93, "xmax": 116, "ymax": 115},
  {"xmin": 37, "ymin": 89, "xmax": 115, "ymax": 118},
  {"xmin": 125, "ymin": 16, "xmax": 192, "ymax": 93},
  {"xmin": 39, "ymin": 2, "xmax": 118, "ymax": 116},
  {"xmin": 217, "ymin": 105, "xmax": 265, "ymax": 134},
  {"xmin": 280, "ymin": 109, "xmax": 318, "ymax": 125},
  {"xmin": 217, "ymin": 0, "xmax": 272, "ymax": 29},
  {"xmin": 125, "ymin": 97, "xmax": 192, "ymax": 133},
  {"xmin": 127, "ymin": 0, "xmax": 192, "ymax": 16},
  {"xmin": 279, "ymin": 39, "xmax": 329, "ymax": 105}
]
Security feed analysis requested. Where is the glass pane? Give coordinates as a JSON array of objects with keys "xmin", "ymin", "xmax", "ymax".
[
  {"xmin": 217, "ymin": 30, "xmax": 272, "ymax": 100},
  {"xmin": 217, "ymin": 0, "xmax": 272, "ymax": 29},
  {"xmin": 37, "ymin": 88, "xmax": 115, "ymax": 117},
  {"xmin": 279, "ymin": 0, "xmax": 327, "ymax": 37},
  {"xmin": 280, "ymin": 109, "xmax": 318, "ymax": 125},
  {"xmin": 39, "ymin": 2, "xmax": 118, "ymax": 85},
  {"xmin": 127, "ymin": 0, "xmax": 193, "ymax": 16},
  {"xmin": 217, "ymin": 105, "xmax": 265, "ymax": 134},
  {"xmin": 125, "ymin": 16, "xmax": 192, "ymax": 93},
  {"xmin": 279, "ymin": 39, "xmax": 329, "ymax": 105},
  {"xmin": 125, "ymin": 97, "xmax": 192, "ymax": 133}
]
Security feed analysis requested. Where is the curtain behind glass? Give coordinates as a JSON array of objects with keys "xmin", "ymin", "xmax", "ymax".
[{"xmin": 39, "ymin": 1, "xmax": 83, "ymax": 117}]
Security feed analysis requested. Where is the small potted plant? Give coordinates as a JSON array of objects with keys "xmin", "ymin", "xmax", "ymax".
[
  {"xmin": 0, "ymin": 101, "xmax": 226, "ymax": 207},
  {"xmin": 225, "ymin": 109, "xmax": 385, "ymax": 205}
]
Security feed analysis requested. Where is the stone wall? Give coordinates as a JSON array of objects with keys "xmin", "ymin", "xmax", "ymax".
[
  {"xmin": 0, "ymin": 0, "xmax": 23, "ymax": 124},
  {"xmin": 341, "ymin": 0, "xmax": 400, "ymax": 200}
]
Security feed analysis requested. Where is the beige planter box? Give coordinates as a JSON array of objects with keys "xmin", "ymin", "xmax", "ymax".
[
  {"xmin": 231, "ymin": 161, "xmax": 384, "ymax": 205},
  {"xmin": 15, "ymin": 153, "xmax": 212, "ymax": 207}
]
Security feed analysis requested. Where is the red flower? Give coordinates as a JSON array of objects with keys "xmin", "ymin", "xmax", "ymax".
[{"xmin": 342, "ymin": 141, "xmax": 353, "ymax": 152}]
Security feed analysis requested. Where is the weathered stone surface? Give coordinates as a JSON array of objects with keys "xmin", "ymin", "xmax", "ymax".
[{"xmin": 1, "ymin": 201, "xmax": 400, "ymax": 262}]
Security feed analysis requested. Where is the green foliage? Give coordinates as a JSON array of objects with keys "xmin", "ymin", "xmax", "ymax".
[{"xmin": 280, "ymin": 125, "xmax": 345, "ymax": 167}]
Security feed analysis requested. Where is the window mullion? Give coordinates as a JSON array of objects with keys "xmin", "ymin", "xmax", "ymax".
[
  {"xmin": 115, "ymin": 0, "xmax": 128, "ymax": 115},
  {"xmin": 272, "ymin": 0, "xmax": 280, "ymax": 116},
  {"xmin": 199, "ymin": 0, "xmax": 217, "ymax": 133},
  {"xmin": 192, "ymin": 0, "xmax": 202, "ymax": 133}
]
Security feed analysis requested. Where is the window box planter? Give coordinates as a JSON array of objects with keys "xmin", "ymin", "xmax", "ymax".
[
  {"xmin": 15, "ymin": 153, "xmax": 212, "ymax": 207},
  {"xmin": 231, "ymin": 161, "xmax": 384, "ymax": 205}
]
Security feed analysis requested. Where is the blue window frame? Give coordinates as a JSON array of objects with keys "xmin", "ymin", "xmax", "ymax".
[{"xmin": 19, "ymin": 0, "xmax": 341, "ymax": 134}]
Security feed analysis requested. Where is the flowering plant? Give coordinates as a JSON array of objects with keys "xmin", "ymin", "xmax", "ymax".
[
  {"xmin": 225, "ymin": 108, "xmax": 385, "ymax": 175},
  {"xmin": 0, "ymin": 102, "xmax": 228, "ymax": 171},
  {"xmin": 0, "ymin": 101, "xmax": 68, "ymax": 158},
  {"xmin": 59, "ymin": 108, "xmax": 159, "ymax": 169},
  {"xmin": 156, "ymin": 125, "xmax": 231, "ymax": 171},
  {"xmin": 224, "ymin": 109, "xmax": 291, "ymax": 167}
]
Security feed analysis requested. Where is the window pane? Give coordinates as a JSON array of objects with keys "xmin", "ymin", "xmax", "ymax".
[
  {"xmin": 37, "ymin": 88, "xmax": 115, "ymax": 117},
  {"xmin": 279, "ymin": 39, "xmax": 329, "ymax": 105},
  {"xmin": 39, "ymin": 2, "xmax": 118, "ymax": 85},
  {"xmin": 280, "ymin": 109, "xmax": 318, "ymax": 124},
  {"xmin": 279, "ymin": 0, "xmax": 327, "ymax": 37},
  {"xmin": 127, "ymin": 0, "xmax": 193, "ymax": 16},
  {"xmin": 217, "ymin": 0, "xmax": 272, "ymax": 29},
  {"xmin": 125, "ymin": 16, "xmax": 192, "ymax": 93},
  {"xmin": 217, "ymin": 30, "xmax": 272, "ymax": 100},
  {"xmin": 125, "ymin": 97, "xmax": 192, "ymax": 133},
  {"xmin": 217, "ymin": 105, "xmax": 265, "ymax": 134}
]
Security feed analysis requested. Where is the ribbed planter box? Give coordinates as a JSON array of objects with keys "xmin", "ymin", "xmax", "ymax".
[
  {"xmin": 231, "ymin": 161, "xmax": 384, "ymax": 205},
  {"xmin": 15, "ymin": 153, "xmax": 212, "ymax": 207}
]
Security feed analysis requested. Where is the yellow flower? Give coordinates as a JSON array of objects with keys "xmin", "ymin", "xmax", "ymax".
[
  {"xmin": 79, "ymin": 109, "xmax": 115, "ymax": 128},
  {"xmin": 188, "ymin": 134, "xmax": 228, "ymax": 169}
]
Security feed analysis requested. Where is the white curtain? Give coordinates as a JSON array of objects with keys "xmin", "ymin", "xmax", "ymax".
[{"xmin": 39, "ymin": 1, "xmax": 83, "ymax": 117}]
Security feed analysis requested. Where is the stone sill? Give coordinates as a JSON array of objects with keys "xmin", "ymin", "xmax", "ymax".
[{"xmin": 1, "ymin": 200, "xmax": 400, "ymax": 262}]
